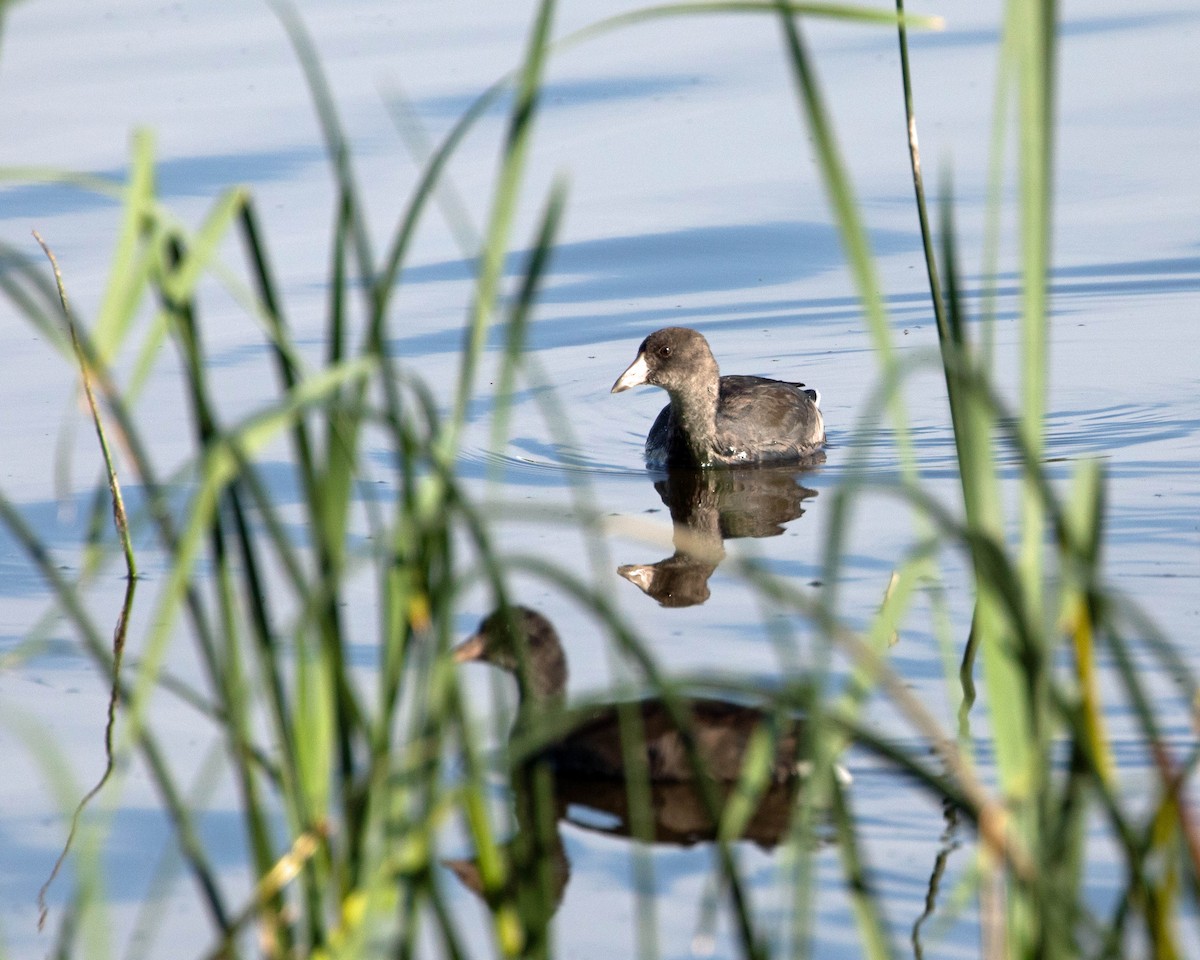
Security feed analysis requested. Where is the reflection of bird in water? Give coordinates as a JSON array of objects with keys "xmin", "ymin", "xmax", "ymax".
[
  {"xmin": 619, "ymin": 466, "xmax": 818, "ymax": 607},
  {"xmin": 611, "ymin": 326, "xmax": 826, "ymax": 468},
  {"xmin": 443, "ymin": 774, "xmax": 806, "ymax": 916},
  {"xmin": 619, "ymin": 549, "xmax": 721, "ymax": 608},
  {"xmin": 453, "ymin": 607, "xmax": 841, "ymax": 783},
  {"xmin": 443, "ymin": 776, "xmax": 572, "ymax": 932}
]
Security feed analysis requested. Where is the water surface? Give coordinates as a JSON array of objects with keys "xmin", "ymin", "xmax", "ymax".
[{"xmin": 1, "ymin": 0, "xmax": 1198, "ymax": 956}]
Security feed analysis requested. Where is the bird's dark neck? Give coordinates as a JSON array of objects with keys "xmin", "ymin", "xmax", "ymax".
[
  {"xmin": 668, "ymin": 378, "xmax": 721, "ymax": 464},
  {"xmin": 517, "ymin": 678, "xmax": 566, "ymax": 711},
  {"xmin": 511, "ymin": 669, "xmax": 568, "ymax": 765},
  {"xmin": 513, "ymin": 651, "xmax": 568, "ymax": 709}
]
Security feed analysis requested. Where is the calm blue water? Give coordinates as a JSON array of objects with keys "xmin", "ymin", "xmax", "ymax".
[{"xmin": 1, "ymin": 0, "xmax": 1198, "ymax": 956}]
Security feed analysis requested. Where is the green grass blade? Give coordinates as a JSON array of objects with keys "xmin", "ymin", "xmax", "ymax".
[
  {"xmin": 441, "ymin": 0, "xmax": 557, "ymax": 461},
  {"xmin": 93, "ymin": 130, "xmax": 157, "ymax": 364}
]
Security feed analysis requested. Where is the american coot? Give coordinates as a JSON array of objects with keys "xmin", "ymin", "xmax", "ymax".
[
  {"xmin": 454, "ymin": 606, "xmax": 835, "ymax": 784},
  {"xmin": 611, "ymin": 326, "xmax": 825, "ymax": 468}
]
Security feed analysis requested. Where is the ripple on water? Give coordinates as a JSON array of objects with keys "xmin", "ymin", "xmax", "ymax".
[
  {"xmin": 1044, "ymin": 403, "xmax": 1200, "ymax": 471},
  {"xmin": 825, "ymin": 400, "xmax": 1200, "ymax": 482},
  {"xmin": 456, "ymin": 442, "xmax": 652, "ymax": 488}
]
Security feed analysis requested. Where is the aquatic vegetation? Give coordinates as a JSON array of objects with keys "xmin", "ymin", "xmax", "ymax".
[{"xmin": 0, "ymin": 0, "xmax": 1195, "ymax": 958}]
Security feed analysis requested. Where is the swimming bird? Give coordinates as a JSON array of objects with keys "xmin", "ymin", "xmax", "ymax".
[
  {"xmin": 610, "ymin": 326, "xmax": 825, "ymax": 468},
  {"xmin": 454, "ymin": 606, "xmax": 842, "ymax": 784}
]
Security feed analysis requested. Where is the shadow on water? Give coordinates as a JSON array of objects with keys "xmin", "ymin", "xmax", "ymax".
[
  {"xmin": 0, "ymin": 147, "xmax": 325, "ymax": 217},
  {"xmin": 399, "ymin": 221, "xmax": 914, "ymax": 302},
  {"xmin": 410, "ymin": 73, "xmax": 710, "ymax": 121},
  {"xmin": 619, "ymin": 464, "xmax": 821, "ymax": 608},
  {"xmin": 377, "ymin": 249, "xmax": 1200, "ymax": 359}
]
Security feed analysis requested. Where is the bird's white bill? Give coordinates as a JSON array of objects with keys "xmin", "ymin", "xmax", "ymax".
[
  {"xmin": 611, "ymin": 352, "xmax": 650, "ymax": 393},
  {"xmin": 452, "ymin": 633, "xmax": 486, "ymax": 663}
]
